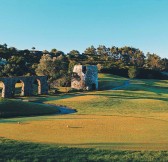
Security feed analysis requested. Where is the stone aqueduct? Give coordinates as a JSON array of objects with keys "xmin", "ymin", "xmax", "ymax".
[{"xmin": 0, "ymin": 76, "xmax": 48, "ymax": 98}]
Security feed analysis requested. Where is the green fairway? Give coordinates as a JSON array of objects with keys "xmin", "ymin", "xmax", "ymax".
[{"xmin": 43, "ymin": 74, "xmax": 168, "ymax": 118}]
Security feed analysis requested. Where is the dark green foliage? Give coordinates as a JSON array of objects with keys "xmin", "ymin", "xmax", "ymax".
[
  {"xmin": 100, "ymin": 67, "xmax": 128, "ymax": 77},
  {"xmin": 35, "ymin": 54, "xmax": 69, "ymax": 83},
  {"xmin": 0, "ymin": 98, "xmax": 59, "ymax": 118},
  {"xmin": 0, "ymin": 43, "xmax": 168, "ymax": 83},
  {"xmin": 146, "ymin": 53, "xmax": 162, "ymax": 70},
  {"xmin": 2, "ymin": 56, "xmax": 28, "ymax": 76},
  {"xmin": 137, "ymin": 68, "xmax": 164, "ymax": 79},
  {"xmin": 84, "ymin": 45, "xmax": 97, "ymax": 55},
  {"xmin": 0, "ymin": 138, "xmax": 168, "ymax": 162}
]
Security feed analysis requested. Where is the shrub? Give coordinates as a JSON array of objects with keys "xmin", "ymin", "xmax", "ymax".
[
  {"xmin": 128, "ymin": 66, "xmax": 139, "ymax": 79},
  {"xmin": 68, "ymin": 88, "xmax": 83, "ymax": 93}
]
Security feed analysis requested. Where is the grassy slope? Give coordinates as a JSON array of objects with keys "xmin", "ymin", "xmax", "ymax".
[
  {"xmin": 46, "ymin": 74, "xmax": 168, "ymax": 118},
  {"xmin": 0, "ymin": 98, "xmax": 59, "ymax": 118}
]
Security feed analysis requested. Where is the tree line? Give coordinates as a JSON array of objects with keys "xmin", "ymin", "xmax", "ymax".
[{"xmin": 0, "ymin": 43, "xmax": 168, "ymax": 86}]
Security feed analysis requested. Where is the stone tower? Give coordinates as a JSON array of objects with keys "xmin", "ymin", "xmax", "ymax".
[{"xmin": 71, "ymin": 65, "xmax": 98, "ymax": 90}]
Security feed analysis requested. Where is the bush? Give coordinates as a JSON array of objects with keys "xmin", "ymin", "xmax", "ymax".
[
  {"xmin": 68, "ymin": 88, "xmax": 83, "ymax": 93},
  {"xmin": 49, "ymin": 88, "xmax": 60, "ymax": 94},
  {"xmin": 100, "ymin": 67, "xmax": 164, "ymax": 80},
  {"xmin": 128, "ymin": 66, "xmax": 139, "ymax": 79}
]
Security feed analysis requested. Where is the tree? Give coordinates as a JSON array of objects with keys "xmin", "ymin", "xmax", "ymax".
[
  {"xmin": 97, "ymin": 45, "xmax": 110, "ymax": 60},
  {"xmin": 55, "ymin": 51, "xmax": 65, "ymax": 57},
  {"xmin": 35, "ymin": 54, "xmax": 53, "ymax": 76},
  {"xmin": 146, "ymin": 53, "xmax": 161, "ymax": 70},
  {"xmin": 68, "ymin": 61, "xmax": 76, "ymax": 73},
  {"xmin": 2, "ymin": 56, "xmax": 28, "ymax": 76},
  {"xmin": 42, "ymin": 50, "xmax": 49, "ymax": 54},
  {"xmin": 132, "ymin": 50, "xmax": 145, "ymax": 67},
  {"xmin": 161, "ymin": 58, "xmax": 168, "ymax": 71},
  {"xmin": 68, "ymin": 50, "xmax": 80, "ymax": 55},
  {"xmin": 32, "ymin": 47, "xmax": 36, "ymax": 51},
  {"xmin": 3, "ymin": 43, "xmax": 7, "ymax": 49},
  {"xmin": 35, "ymin": 54, "xmax": 68, "ymax": 82},
  {"xmin": 97, "ymin": 63, "xmax": 103, "ymax": 72},
  {"xmin": 128, "ymin": 66, "xmax": 138, "ymax": 79},
  {"xmin": 50, "ymin": 48, "xmax": 58, "ymax": 54},
  {"xmin": 84, "ymin": 45, "xmax": 97, "ymax": 55},
  {"xmin": 110, "ymin": 46, "xmax": 120, "ymax": 61}
]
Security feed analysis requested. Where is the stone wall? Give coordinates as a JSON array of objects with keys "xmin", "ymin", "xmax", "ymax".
[
  {"xmin": 0, "ymin": 76, "xmax": 48, "ymax": 98},
  {"xmin": 71, "ymin": 65, "xmax": 98, "ymax": 90}
]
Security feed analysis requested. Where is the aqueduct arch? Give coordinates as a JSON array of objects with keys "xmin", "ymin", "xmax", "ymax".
[
  {"xmin": 14, "ymin": 79, "xmax": 25, "ymax": 96},
  {"xmin": 0, "ymin": 76, "xmax": 48, "ymax": 98},
  {"xmin": 0, "ymin": 81, "xmax": 5, "ymax": 97}
]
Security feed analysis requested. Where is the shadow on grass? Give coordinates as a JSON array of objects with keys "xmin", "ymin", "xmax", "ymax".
[
  {"xmin": 91, "ymin": 92, "xmax": 168, "ymax": 102},
  {"xmin": 68, "ymin": 142, "xmax": 168, "ymax": 151}
]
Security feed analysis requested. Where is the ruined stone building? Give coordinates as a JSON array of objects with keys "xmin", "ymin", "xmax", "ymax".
[
  {"xmin": 0, "ymin": 76, "xmax": 48, "ymax": 98},
  {"xmin": 71, "ymin": 65, "xmax": 98, "ymax": 90}
]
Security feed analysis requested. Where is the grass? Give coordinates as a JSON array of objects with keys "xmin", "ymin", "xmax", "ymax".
[
  {"xmin": 1, "ymin": 114, "xmax": 168, "ymax": 151},
  {"xmin": 0, "ymin": 98, "xmax": 59, "ymax": 118},
  {"xmin": 43, "ymin": 74, "xmax": 168, "ymax": 117},
  {"xmin": 98, "ymin": 73, "xmax": 127, "ymax": 90},
  {"xmin": 1, "ymin": 73, "xmax": 168, "ymax": 160},
  {"xmin": 1, "ymin": 138, "xmax": 168, "ymax": 162}
]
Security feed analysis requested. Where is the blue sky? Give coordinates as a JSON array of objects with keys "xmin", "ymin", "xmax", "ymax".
[{"xmin": 0, "ymin": 0, "xmax": 168, "ymax": 58}]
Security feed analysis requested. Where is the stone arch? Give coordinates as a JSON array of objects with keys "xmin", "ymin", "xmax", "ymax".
[
  {"xmin": 0, "ymin": 76, "xmax": 48, "ymax": 98},
  {"xmin": 14, "ymin": 79, "xmax": 25, "ymax": 96},
  {"xmin": 33, "ymin": 78, "xmax": 42, "ymax": 95},
  {"xmin": 0, "ymin": 81, "xmax": 5, "ymax": 98}
]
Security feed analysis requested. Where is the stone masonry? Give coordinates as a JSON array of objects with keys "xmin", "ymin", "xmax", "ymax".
[
  {"xmin": 0, "ymin": 76, "xmax": 48, "ymax": 98},
  {"xmin": 71, "ymin": 65, "xmax": 98, "ymax": 90}
]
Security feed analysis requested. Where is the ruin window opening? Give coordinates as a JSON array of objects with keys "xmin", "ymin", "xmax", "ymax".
[
  {"xmin": 72, "ymin": 72, "xmax": 81, "ymax": 81},
  {"xmin": 82, "ymin": 66, "xmax": 86, "ymax": 74}
]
